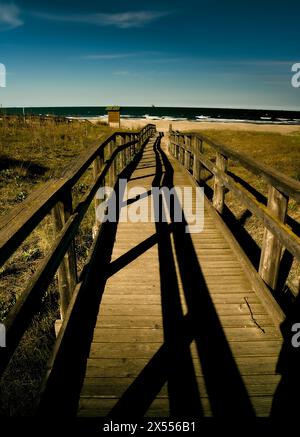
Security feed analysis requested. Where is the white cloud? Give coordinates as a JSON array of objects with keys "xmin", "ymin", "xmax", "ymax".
[
  {"xmin": 33, "ymin": 10, "xmax": 170, "ymax": 29},
  {"xmin": 80, "ymin": 51, "xmax": 161, "ymax": 60},
  {"xmin": 0, "ymin": 3, "xmax": 23, "ymax": 31},
  {"xmin": 82, "ymin": 53, "xmax": 134, "ymax": 60}
]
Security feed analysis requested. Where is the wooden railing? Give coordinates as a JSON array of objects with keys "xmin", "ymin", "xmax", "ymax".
[
  {"xmin": 169, "ymin": 128, "xmax": 300, "ymax": 294},
  {"xmin": 0, "ymin": 124, "xmax": 156, "ymax": 378}
]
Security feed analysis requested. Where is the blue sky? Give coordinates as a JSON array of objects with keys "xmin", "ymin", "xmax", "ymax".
[{"xmin": 0, "ymin": 0, "xmax": 299, "ymax": 109}]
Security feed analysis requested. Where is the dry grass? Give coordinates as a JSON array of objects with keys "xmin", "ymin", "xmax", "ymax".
[
  {"xmin": 0, "ymin": 117, "xmax": 112, "ymax": 215},
  {"xmin": 0, "ymin": 117, "xmax": 113, "ymax": 415},
  {"xmin": 192, "ymin": 128, "xmax": 300, "ymax": 295}
]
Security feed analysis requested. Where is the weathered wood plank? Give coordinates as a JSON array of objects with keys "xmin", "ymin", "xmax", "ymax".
[{"xmin": 89, "ymin": 341, "xmax": 282, "ymax": 359}]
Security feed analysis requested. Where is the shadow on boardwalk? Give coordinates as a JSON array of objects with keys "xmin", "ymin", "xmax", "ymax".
[
  {"xmin": 37, "ymin": 151, "xmax": 145, "ymax": 416},
  {"xmin": 108, "ymin": 135, "xmax": 255, "ymax": 418},
  {"xmin": 271, "ymin": 294, "xmax": 300, "ymax": 418}
]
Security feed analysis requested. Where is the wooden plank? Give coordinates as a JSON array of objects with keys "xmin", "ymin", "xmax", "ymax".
[
  {"xmin": 102, "ymin": 286, "xmax": 262, "ymax": 295},
  {"xmin": 97, "ymin": 302, "xmax": 267, "ymax": 317},
  {"xmin": 89, "ymin": 341, "xmax": 281, "ymax": 359},
  {"xmin": 91, "ymin": 326, "xmax": 280, "ymax": 343},
  {"xmin": 77, "ymin": 395, "xmax": 276, "ymax": 417},
  {"xmin": 99, "ymin": 294, "xmax": 259, "ymax": 305},
  {"xmin": 81, "ymin": 374, "xmax": 280, "ymax": 398},
  {"xmin": 96, "ymin": 314, "xmax": 273, "ymax": 329}
]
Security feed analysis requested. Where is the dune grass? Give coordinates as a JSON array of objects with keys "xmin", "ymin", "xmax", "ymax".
[
  {"xmin": 192, "ymin": 128, "xmax": 300, "ymax": 295},
  {"xmin": 0, "ymin": 117, "xmax": 114, "ymax": 415}
]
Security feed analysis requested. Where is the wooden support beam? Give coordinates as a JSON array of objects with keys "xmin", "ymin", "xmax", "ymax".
[
  {"xmin": 213, "ymin": 152, "xmax": 228, "ymax": 214},
  {"xmin": 259, "ymin": 186, "xmax": 288, "ymax": 290},
  {"xmin": 184, "ymin": 150, "xmax": 191, "ymax": 170},
  {"xmin": 193, "ymin": 137, "xmax": 204, "ymax": 183},
  {"xmin": 131, "ymin": 134, "xmax": 136, "ymax": 158},
  {"xmin": 108, "ymin": 140, "xmax": 116, "ymax": 188},
  {"xmin": 184, "ymin": 136, "xmax": 192, "ymax": 171},
  {"xmin": 120, "ymin": 135, "xmax": 126, "ymax": 170},
  {"xmin": 112, "ymin": 137, "xmax": 118, "ymax": 180},
  {"xmin": 92, "ymin": 151, "xmax": 104, "ymax": 238},
  {"xmin": 52, "ymin": 191, "xmax": 77, "ymax": 318}
]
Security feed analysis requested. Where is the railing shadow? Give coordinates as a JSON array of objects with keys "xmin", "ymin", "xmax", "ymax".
[
  {"xmin": 271, "ymin": 294, "xmax": 300, "ymax": 417},
  {"xmin": 108, "ymin": 135, "xmax": 255, "ymax": 418},
  {"xmin": 37, "ymin": 150, "xmax": 146, "ymax": 416},
  {"xmin": 202, "ymin": 170, "xmax": 296, "ymax": 308},
  {"xmin": 158, "ymin": 137, "xmax": 255, "ymax": 417}
]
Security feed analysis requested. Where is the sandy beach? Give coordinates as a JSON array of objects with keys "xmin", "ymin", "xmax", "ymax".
[
  {"xmin": 116, "ymin": 118, "xmax": 300, "ymax": 134},
  {"xmin": 90, "ymin": 117, "xmax": 300, "ymax": 134}
]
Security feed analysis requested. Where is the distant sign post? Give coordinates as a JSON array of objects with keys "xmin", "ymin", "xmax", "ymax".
[{"xmin": 106, "ymin": 106, "xmax": 121, "ymax": 128}]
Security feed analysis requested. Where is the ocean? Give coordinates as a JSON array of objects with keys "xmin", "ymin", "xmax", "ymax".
[{"xmin": 1, "ymin": 106, "xmax": 300, "ymax": 125}]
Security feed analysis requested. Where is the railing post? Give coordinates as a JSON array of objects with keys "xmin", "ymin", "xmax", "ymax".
[
  {"xmin": 125, "ymin": 134, "xmax": 130, "ymax": 164},
  {"xmin": 213, "ymin": 152, "xmax": 228, "ymax": 213},
  {"xmin": 184, "ymin": 136, "xmax": 192, "ymax": 171},
  {"xmin": 120, "ymin": 134, "xmax": 126, "ymax": 170},
  {"xmin": 193, "ymin": 136, "xmax": 204, "ymax": 183},
  {"xmin": 92, "ymin": 149, "xmax": 104, "ymax": 237},
  {"xmin": 172, "ymin": 134, "xmax": 176, "ymax": 157},
  {"xmin": 108, "ymin": 138, "xmax": 116, "ymax": 188},
  {"xmin": 192, "ymin": 136, "xmax": 200, "ymax": 181},
  {"xmin": 179, "ymin": 135, "xmax": 185, "ymax": 165},
  {"xmin": 131, "ymin": 134, "xmax": 136, "ymax": 158},
  {"xmin": 175, "ymin": 133, "xmax": 180, "ymax": 160},
  {"xmin": 52, "ymin": 191, "xmax": 77, "ymax": 319},
  {"xmin": 184, "ymin": 142, "xmax": 191, "ymax": 171},
  {"xmin": 259, "ymin": 186, "xmax": 288, "ymax": 289},
  {"xmin": 113, "ymin": 136, "xmax": 118, "ymax": 179}
]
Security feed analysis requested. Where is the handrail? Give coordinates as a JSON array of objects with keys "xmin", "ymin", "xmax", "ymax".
[
  {"xmin": 169, "ymin": 129, "xmax": 300, "ymax": 293},
  {"xmin": 0, "ymin": 123, "xmax": 156, "ymax": 378},
  {"xmin": 0, "ymin": 125, "xmax": 155, "ymax": 267},
  {"xmin": 172, "ymin": 131, "xmax": 300, "ymax": 202}
]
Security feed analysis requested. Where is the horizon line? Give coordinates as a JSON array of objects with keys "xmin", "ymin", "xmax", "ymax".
[{"xmin": 1, "ymin": 104, "xmax": 300, "ymax": 112}]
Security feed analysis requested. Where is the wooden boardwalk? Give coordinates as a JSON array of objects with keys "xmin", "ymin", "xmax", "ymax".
[{"xmin": 78, "ymin": 134, "xmax": 283, "ymax": 417}]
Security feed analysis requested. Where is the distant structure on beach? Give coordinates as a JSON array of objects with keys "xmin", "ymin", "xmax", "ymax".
[{"xmin": 106, "ymin": 106, "xmax": 121, "ymax": 128}]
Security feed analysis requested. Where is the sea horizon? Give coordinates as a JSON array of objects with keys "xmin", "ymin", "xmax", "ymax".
[{"xmin": 1, "ymin": 105, "xmax": 300, "ymax": 125}]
